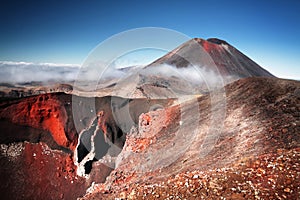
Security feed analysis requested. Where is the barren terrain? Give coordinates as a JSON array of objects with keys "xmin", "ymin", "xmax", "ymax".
[{"xmin": 0, "ymin": 38, "xmax": 299, "ymax": 199}]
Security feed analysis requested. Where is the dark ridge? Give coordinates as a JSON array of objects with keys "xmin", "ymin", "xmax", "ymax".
[
  {"xmin": 207, "ymin": 38, "xmax": 230, "ymax": 45},
  {"xmin": 0, "ymin": 83, "xmax": 16, "ymax": 87}
]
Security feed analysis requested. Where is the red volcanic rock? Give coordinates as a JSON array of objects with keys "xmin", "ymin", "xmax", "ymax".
[
  {"xmin": 122, "ymin": 105, "xmax": 180, "ymax": 153},
  {"xmin": 200, "ymin": 38, "xmax": 222, "ymax": 52},
  {"xmin": 0, "ymin": 95, "xmax": 173, "ymax": 199},
  {"xmin": 0, "ymin": 93, "xmax": 75, "ymax": 149},
  {"xmin": 138, "ymin": 105, "xmax": 179, "ymax": 138}
]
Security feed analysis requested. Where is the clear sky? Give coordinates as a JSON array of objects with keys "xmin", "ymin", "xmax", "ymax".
[{"xmin": 0, "ymin": 0, "xmax": 299, "ymax": 79}]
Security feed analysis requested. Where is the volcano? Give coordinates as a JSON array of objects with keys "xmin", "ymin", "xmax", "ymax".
[
  {"xmin": 148, "ymin": 38, "xmax": 274, "ymax": 78},
  {"xmin": 110, "ymin": 38, "xmax": 275, "ymax": 99},
  {"xmin": 0, "ymin": 38, "xmax": 299, "ymax": 200}
]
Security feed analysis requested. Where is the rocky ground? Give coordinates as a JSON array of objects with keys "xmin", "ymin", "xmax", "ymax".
[
  {"xmin": 82, "ymin": 148, "xmax": 300, "ymax": 199},
  {"xmin": 0, "ymin": 77, "xmax": 299, "ymax": 199},
  {"xmin": 80, "ymin": 77, "xmax": 300, "ymax": 199},
  {"xmin": 0, "ymin": 142, "xmax": 87, "ymax": 200}
]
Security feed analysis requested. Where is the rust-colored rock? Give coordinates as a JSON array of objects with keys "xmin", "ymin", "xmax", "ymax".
[{"xmin": 0, "ymin": 94, "xmax": 74, "ymax": 149}]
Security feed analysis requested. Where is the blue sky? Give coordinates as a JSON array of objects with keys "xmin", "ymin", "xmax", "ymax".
[{"xmin": 0, "ymin": 0, "xmax": 299, "ymax": 79}]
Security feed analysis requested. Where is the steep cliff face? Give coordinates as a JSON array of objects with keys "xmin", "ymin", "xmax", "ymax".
[
  {"xmin": 0, "ymin": 93, "xmax": 77, "ymax": 150},
  {"xmin": 0, "ymin": 94, "xmax": 86, "ymax": 199}
]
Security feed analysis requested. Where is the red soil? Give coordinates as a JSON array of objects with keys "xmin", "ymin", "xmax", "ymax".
[{"xmin": 0, "ymin": 142, "xmax": 87, "ymax": 200}]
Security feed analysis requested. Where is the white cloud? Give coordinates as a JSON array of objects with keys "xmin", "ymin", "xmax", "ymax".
[
  {"xmin": 0, "ymin": 61, "xmax": 81, "ymax": 67},
  {"xmin": 0, "ymin": 61, "xmax": 131, "ymax": 84},
  {"xmin": 0, "ymin": 61, "xmax": 80, "ymax": 83},
  {"xmin": 0, "ymin": 60, "xmax": 236, "ymax": 89},
  {"xmin": 140, "ymin": 64, "xmax": 232, "ymax": 88}
]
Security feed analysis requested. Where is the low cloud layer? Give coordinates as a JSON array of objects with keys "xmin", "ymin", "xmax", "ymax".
[
  {"xmin": 0, "ymin": 61, "xmax": 80, "ymax": 83},
  {"xmin": 0, "ymin": 61, "xmax": 234, "ymax": 90},
  {"xmin": 0, "ymin": 61, "xmax": 130, "ymax": 84},
  {"xmin": 140, "ymin": 64, "xmax": 232, "ymax": 88}
]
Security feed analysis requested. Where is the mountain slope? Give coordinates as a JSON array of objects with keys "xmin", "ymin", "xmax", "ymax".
[
  {"xmin": 148, "ymin": 38, "xmax": 274, "ymax": 79},
  {"xmin": 110, "ymin": 38, "xmax": 276, "ymax": 99},
  {"xmin": 80, "ymin": 77, "xmax": 300, "ymax": 199}
]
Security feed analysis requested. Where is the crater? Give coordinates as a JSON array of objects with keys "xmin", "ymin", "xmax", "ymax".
[{"xmin": 73, "ymin": 97, "xmax": 174, "ymax": 178}]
